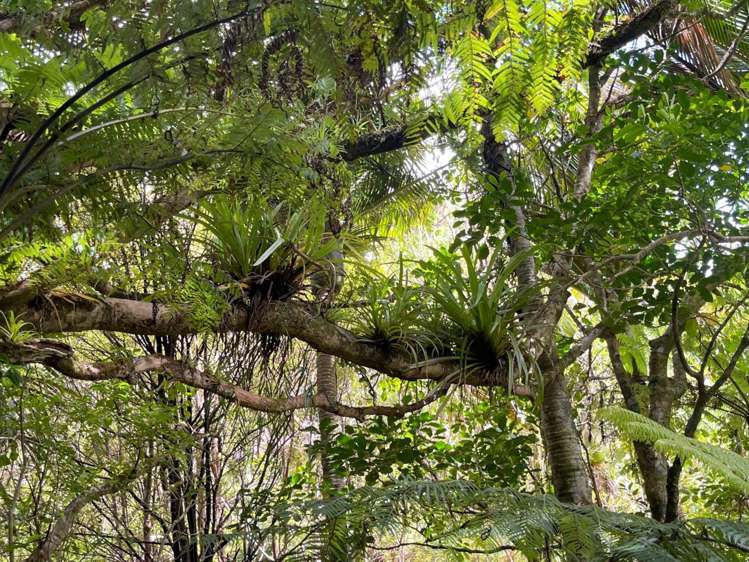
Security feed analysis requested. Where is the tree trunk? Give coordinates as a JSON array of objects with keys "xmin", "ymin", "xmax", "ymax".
[
  {"xmin": 316, "ymin": 351, "xmax": 348, "ymax": 562},
  {"xmin": 482, "ymin": 120, "xmax": 590, "ymax": 506},
  {"xmin": 165, "ymin": 458, "xmax": 197, "ymax": 562},
  {"xmin": 605, "ymin": 333, "xmax": 670, "ymax": 520},
  {"xmin": 634, "ymin": 443, "xmax": 669, "ymax": 521},
  {"xmin": 665, "ymin": 459, "xmax": 683, "ymax": 522},
  {"xmin": 539, "ymin": 361, "xmax": 592, "ymax": 505},
  {"xmin": 666, "ymin": 390, "xmax": 711, "ymax": 521},
  {"xmin": 317, "ymin": 351, "xmax": 343, "ymax": 496}
]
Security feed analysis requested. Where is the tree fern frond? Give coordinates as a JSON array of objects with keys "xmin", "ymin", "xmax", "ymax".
[
  {"xmin": 600, "ymin": 407, "xmax": 749, "ymax": 494},
  {"xmin": 272, "ymin": 479, "xmax": 749, "ymax": 560}
]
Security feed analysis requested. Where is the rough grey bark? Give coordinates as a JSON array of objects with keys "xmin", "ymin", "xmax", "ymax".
[
  {"xmin": 481, "ymin": 119, "xmax": 591, "ymax": 505},
  {"xmin": 634, "ymin": 441, "xmax": 670, "ymax": 521},
  {"xmin": 313, "ymin": 231, "xmax": 348, "ymax": 561},
  {"xmin": 605, "ymin": 334, "xmax": 670, "ymax": 521},
  {"xmin": 317, "ymin": 351, "xmax": 344, "ymax": 496},
  {"xmin": 540, "ymin": 360, "xmax": 592, "ymax": 505},
  {"xmin": 481, "ymin": 121, "xmax": 537, "ymax": 291},
  {"xmin": 574, "ymin": 64, "xmax": 603, "ymax": 199},
  {"xmin": 639, "ymin": 331, "xmax": 689, "ymax": 522}
]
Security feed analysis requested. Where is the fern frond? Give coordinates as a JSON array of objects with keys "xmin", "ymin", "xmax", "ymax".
[
  {"xmin": 600, "ymin": 407, "xmax": 749, "ymax": 494},
  {"xmin": 271, "ymin": 479, "xmax": 749, "ymax": 560}
]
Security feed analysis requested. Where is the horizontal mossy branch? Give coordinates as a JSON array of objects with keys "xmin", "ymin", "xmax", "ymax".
[{"xmin": 1, "ymin": 292, "xmax": 532, "ymax": 395}]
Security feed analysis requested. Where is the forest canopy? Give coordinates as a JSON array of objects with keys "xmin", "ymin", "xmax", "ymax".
[{"xmin": 2, "ymin": 0, "xmax": 749, "ymax": 560}]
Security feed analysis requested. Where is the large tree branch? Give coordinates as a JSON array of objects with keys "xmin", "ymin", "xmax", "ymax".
[
  {"xmin": 586, "ymin": 0, "xmax": 679, "ymax": 67},
  {"xmin": 559, "ymin": 322, "xmax": 607, "ymax": 369},
  {"xmin": 1, "ymin": 339, "xmax": 453, "ymax": 419},
  {"xmin": 605, "ymin": 331, "xmax": 672, "ymax": 521},
  {"xmin": 573, "ymin": 63, "xmax": 603, "ymax": 199},
  {"xmin": 0, "ymin": 0, "xmax": 108, "ymax": 34},
  {"xmin": 24, "ymin": 477, "xmax": 131, "ymax": 562},
  {"xmin": 342, "ymin": 124, "xmax": 421, "ymax": 161},
  {"xmin": 2, "ymin": 293, "xmax": 531, "ymax": 394},
  {"xmin": 21, "ymin": 453, "xmax": 170, "ymax": 562}
]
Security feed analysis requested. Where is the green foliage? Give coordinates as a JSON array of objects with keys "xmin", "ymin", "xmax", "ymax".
[
  {"xmin": 349, "ymin": 243, "xmax": 534, "ymax": 381},
  {"xmin": 483, "ymin": 0, "xmax": 592, "ymax": 137},
  {"xmin": 195, "ymin": 196, "xmax": 288, "ymax": 280},
  {"xmin": 273, "ymin": 478, "xmax": 749, "ymax": 560},
  {"xmin": 0, "ymin": 311, "xmax": 33, "ymax": 343},
  {"xmin": 0, "ymin": 362, "xmax": 194, "ymax": 558},
  {"xmin": 617, "ymin": 326, "xmax": 650, "ymax": 375},
  {"xmin": 601, "ymin": 407, "xmax": 749, "ymax": 495},
  {"xmin": 351, "ymin": 152, "xmax": 447, "ymax": 234},
  {"xmin": 347, "ymin": 258, "xmax": 440, "ymax": 360},
  {"xmin": 4, "ymin": 1, "xmax": 749, "ymax": 559},
  {"xmin": 176, "ymin": 275, "xmax": 229, "ymax": 332},
  {"xmin": 320, "ymin": 403, "xmax": 534, "ymax": 487},
  {"xmin": 0, "ymin": 231, "xmax": 120, "ymax": 290},
  {"xmin": 194, "ymin": 194, "xmax": 336, "ymax": 291}
]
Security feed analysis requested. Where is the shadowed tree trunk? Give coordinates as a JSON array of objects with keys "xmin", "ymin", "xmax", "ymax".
[
  {"xmin": 635, "ymin": 442, "xmax": 670, "ymax": 521},
  {"xmin": 540, "ymin": 359, "xmax": 592, "ymax": 505}
]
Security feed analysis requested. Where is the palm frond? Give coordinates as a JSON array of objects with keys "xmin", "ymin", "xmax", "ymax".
[{"xmin": 351, "ymin": 151, "xmax": 448, "ymax": 235}]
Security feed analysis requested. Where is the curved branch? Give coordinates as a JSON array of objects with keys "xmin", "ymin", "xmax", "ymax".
[
  {"xmin": 1, "ymin": 339, "xmax": 452, "ymax": 419},
  {"xmin": 24, "ymin": 479, "xmax": 127, "ymax": 562},
  {"xmin": 3, "ymin": 292, "xmax": 531, "ymax": 394},
  {"xmin": 560, "ymin": 322, "xmax": 607, "ymax": 369}
]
